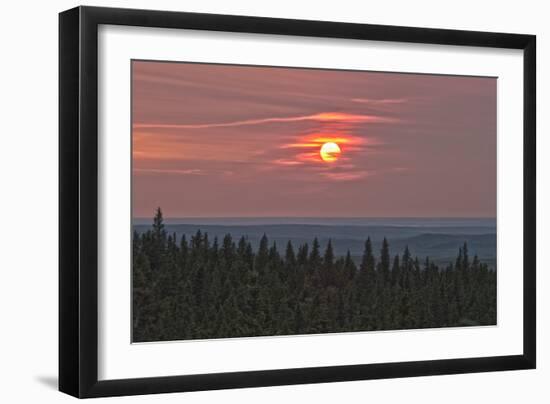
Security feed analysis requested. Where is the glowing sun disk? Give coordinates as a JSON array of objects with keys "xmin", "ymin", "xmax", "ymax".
[{"xmin": 320, "ymin": 142, "xmax": 341, "ymax": 162}]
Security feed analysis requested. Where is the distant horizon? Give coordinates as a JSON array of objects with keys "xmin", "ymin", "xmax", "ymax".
[
  {"xmin": 133, "ymin": 215, "xmax": 497, "ymax": 228},
  {"xmin": 132, "ymin": 216, "xmax": 497, "ymax": 266}
]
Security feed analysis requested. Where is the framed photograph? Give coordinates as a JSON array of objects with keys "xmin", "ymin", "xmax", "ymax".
[{"xmin": 59, "ymin": 6, "xmax": 536, "ymax": 398}]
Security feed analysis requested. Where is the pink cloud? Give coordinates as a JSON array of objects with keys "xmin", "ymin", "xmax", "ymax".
[
  {"xmin": 133, "ymin": 112, "xmax": 395, "ymax": 130},
  {"xmin": 133, "ymin": 168, "xmax": 205, "ymax": 176},
  {"xmin": 351, "ymin": 97, "xmax": 408, "ymax": 105},
  {"xmin": 322, "ymin": 171, "xmax": 370, "ymax": 181}
]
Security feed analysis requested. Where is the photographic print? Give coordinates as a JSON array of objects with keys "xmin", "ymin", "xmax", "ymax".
[{"xmin": 131, "ymin": 60, "xmax": 497, "ymax": 343}]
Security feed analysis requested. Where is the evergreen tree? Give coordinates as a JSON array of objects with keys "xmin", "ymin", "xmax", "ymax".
[
  {"xmin": 255, "ymin": 234, "xmax": 269, "ymax": 273},
  {"xmin": 322, "ymin": 239, "xmax": 335, "ymax": 287},
  {"xmin": 378, "ymin": 238, "xmax": 391, "ymax": 285}
]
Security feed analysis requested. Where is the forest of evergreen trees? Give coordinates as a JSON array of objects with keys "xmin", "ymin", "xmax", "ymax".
[{"xmin": 132, "ymin": 209, "xmax": 497, "ymax": 342}]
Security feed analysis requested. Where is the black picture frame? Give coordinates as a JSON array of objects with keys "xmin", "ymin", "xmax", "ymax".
[{"xmin": 59, "ymin": 5, "xmax": 536, "ymax": 398}]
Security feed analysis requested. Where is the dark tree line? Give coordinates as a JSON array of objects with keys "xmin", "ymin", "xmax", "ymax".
[{"xmin": 133, "ymin": 209, "xmax": 496, "ymax": 342}]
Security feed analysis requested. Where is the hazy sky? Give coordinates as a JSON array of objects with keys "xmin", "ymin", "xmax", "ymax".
[{"xmin": 132, "ymin": 60, "xmax": 496, "ymax": 218}]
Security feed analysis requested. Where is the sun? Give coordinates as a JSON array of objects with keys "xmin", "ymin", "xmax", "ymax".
[{"xmin": 320, "ymin": 142, "xmax": 341, "ymax": 162}]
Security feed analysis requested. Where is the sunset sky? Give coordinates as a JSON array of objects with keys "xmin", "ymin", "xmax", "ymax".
[{"xmin": 132, "ymin": 60, "xmax": 496, "ymax": 218}]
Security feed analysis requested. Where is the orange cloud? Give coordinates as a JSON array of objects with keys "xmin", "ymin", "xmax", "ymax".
[
  {"xmin": 281, "ymin": 132, "xmax": 369, "ymax": 152},
  {"xmin": 280, "ymin": 143, "xmax": 319, "ymax": 149},
  {"xmin": 273, "ymin": 159, "xmax": 304, "ymax": 166},
  {"xmin": 133, "ymin": 131, "xmax": 260, "ymax": 162},
  {"xmin": 274, "ymin": 128, "xmax": 378, "ymax": 181}
]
